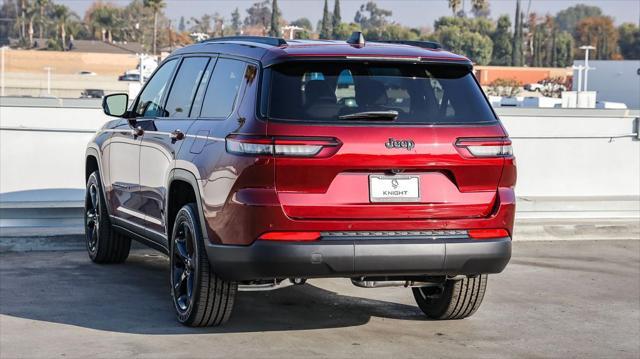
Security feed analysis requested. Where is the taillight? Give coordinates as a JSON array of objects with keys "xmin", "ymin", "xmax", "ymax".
[
  {"xmin": 258, "ymin": 231, "xmax": 322, "ymax": 241},
  {"xmin": 455, "ymin": 137, "xmax": 513, "ymax": 158},
  {"xmin": 226, "ymin": 135, "xmax": 341, "ymax": 157},
  {"xmin": 468, "ymin": 229, "xmax": 510, "ymax": 239}
]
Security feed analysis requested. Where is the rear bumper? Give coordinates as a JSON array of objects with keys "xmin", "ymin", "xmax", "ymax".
[{"xmin": 206, "ymin": 236, "xmax": 511, "ymax": 281}]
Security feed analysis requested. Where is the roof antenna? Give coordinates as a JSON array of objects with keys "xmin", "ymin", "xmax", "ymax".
[{"xmin": 346, "ymin": 31, "xmax": 365, "ymax": 47}]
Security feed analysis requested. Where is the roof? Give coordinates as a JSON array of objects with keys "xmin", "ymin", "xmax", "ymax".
[{"xmin": 171, "ymin": 38, "xmax": 470, "ymax": 67}]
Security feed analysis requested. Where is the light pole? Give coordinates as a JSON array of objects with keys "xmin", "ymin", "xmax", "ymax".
[
  {"xmin": 579, "ymin": 45, "xmax": 595, "ymax": 92},
  {"xmin": 572, "ymin": 64, "xmax": 585, "ymax": 92},
  {"xmin": 1, "ymin": 46, "xmax": 6, "ymax": 97},
  {"xmin": 43, "ymin": 66, "xmax": 53, "ymax": 96}
]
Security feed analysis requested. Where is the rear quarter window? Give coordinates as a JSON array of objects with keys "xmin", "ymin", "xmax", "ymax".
[{"xmin": 200, "ymin": 58, "xmax": 247, "ymax": 119}]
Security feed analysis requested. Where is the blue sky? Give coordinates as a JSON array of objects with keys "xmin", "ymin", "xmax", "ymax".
[{"xmin": 57, "ymin": 0, "xmax": 640, "ymax": 28}]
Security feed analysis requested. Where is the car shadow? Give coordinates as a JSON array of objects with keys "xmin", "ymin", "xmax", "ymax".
[{"xmin": 0, "ymin": 250, "xmax": 426, "ymax": 334}]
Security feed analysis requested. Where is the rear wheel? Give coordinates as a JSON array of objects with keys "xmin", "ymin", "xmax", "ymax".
[
  {"xmin": 412, "ymin": 275, "xmax": 487, "ymax": 320},
  {"xmin": 85, "ymin": 171, "xmax": 131, "ymax": 263},
  {"xmin": 170, "ymin": 203, "xmax": 237, "ymax": 327}
]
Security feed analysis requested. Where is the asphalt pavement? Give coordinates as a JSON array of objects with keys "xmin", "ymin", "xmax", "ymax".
[{"xmin": 1, "ymin": 240, "xmax": 639, "ymax": 358}]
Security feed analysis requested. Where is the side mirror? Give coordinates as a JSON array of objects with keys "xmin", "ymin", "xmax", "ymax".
[{"xmin": 102, "ymin": 93, "xmax": 129, "ymax": 117}]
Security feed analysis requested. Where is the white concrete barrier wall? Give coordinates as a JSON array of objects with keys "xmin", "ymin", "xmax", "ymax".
[{"xmin": 1, "ymin": 98, "xmax": 639, "ymax": 218}]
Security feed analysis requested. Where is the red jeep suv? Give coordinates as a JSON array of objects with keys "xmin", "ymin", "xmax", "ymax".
[{"xmin": 86, "ymin": 33, "xmax": 516, "ymax": 327}]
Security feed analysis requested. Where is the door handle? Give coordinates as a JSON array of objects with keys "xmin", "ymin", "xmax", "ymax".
[{"xmin": 170, "ymin": 129, "xmax": 185, "ymax": 142}]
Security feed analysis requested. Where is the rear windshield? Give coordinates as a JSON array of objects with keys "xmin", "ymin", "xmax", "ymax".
[{"xmin": 266, "ymin": 61, "xmax": 496, "ymax": 125}]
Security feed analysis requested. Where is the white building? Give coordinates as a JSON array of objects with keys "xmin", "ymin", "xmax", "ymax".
[{"xmin": 572, "ymin": 60, "xmax": 640, "ymax": 109}]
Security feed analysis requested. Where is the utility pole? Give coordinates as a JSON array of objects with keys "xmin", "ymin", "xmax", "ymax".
[{"xmin": 579, "ymin": 45, "xmax": 596, "ymax": 92}]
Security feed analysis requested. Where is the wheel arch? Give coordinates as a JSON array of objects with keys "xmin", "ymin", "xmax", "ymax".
[
  {"xmin": 166, "ymin": 169, "xmax": 210, "ymax": 247},
  {"xmin": 85, "ymin": 146, "xmax": 111, "ymax": 217}
]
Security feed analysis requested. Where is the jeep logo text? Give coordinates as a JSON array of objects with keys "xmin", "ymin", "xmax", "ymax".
[{"xmin": 385, "ymin": 138, "xmax": 415, "ymax": 151}]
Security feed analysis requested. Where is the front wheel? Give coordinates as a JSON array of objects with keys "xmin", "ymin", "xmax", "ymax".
[
  {"xmin": 412, "ymin": 275, "xmax": 487, "ymax": 320},
  {"xmin": 85, "ymin": 171, "xmax": 131, "ymax": 263},
  {"xmin": 170, "ymin": 203, "xmax": 237, "ymax": 327}
]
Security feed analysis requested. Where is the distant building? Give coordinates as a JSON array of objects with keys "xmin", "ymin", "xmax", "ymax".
[
  {"xmin": 572, "ymin": 60, "xmax": 640, "ymax": 109},
  {"xmin": 474, "ymin": 66, "xmax": 572, "ymax": 87},
  {"xmin": 8, "ymin": 38, "xmax": 143, "ymax": 55}
]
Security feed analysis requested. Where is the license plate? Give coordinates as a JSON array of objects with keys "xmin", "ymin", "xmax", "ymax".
[{"xmin": 369, "ymin": 175, "xmax": 420, "ymax": 202}]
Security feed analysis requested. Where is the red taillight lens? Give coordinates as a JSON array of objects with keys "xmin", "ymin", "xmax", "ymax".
[
  {"xmin": 226, "ymin": 135, "xmax": 341, "ymax": 157},
  {"xmin": 456, "ymin": 137, "xmax": 513, "ymax": 158},
  {"xmin": 258, "ymin": 231, "xmax": 322, "ymax": 241},
  {"xmin": 468, "ymin": 229, "xmax": 510, "ymax": 239}
]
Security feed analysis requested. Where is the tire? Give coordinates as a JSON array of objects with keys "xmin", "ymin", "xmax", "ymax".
[
  {"xmin": 412, "ymin": 275, "xmax": 487, "ymax": 320},
  {"xmin": 170, "ymin": 203, "xmax": 237, "ymax": 327},
  {"xmin": 85, "ymin": 171, "xmax": 131, "ymax": 263}
]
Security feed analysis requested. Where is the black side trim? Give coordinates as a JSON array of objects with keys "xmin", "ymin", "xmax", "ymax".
[{"xmin": 112, "ymin": 224, "xmax": 169, "ymax": 255}]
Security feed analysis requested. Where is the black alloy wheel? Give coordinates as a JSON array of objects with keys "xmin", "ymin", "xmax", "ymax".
[
  {"xmin": 84, "ymin": 171, "xmax": 131, "ymax": 263},
  {"xmin": 170, "ymin": 203, "xmax": 237, "ymax": 327},
  {"xmin": 171, "ymin": 220, "xmax": 197, "ymax": 313}
]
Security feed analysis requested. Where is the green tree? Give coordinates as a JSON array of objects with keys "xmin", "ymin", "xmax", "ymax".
[
  {"xmin": 435, "ymin": 24, "xmax": 493, "ymax": 65},
  {"xmin": 0, "ymin": 0, "xmax": 18, "ymax": 43},
  {"xmin": 618, "ymin": 23, "xmax": 640, "ymax": 59},
  {"xmin": 231, "ymin": 8, "xmax": 242, "ymax": 35},
  {"xmin": 575, "ymin": 16, "xmax": 619, "ymax": 59},
  {"xmin": 244, "ymin": 0, "xmax": 271, "ymax": 33},
  {"xmin": 143, "ymin": 0, "xmax": 165, "ymax": 55},
  {"xmin": 434, "ymin": 16, "xmax": 493, "ymax": 36},
  {"xmin": 511, "ymin": 0, "xmax": 523, "ymax": 66},
  {"xmin": 35, "ymin": 0, "xmax": 50, "ymax": 44},
  {"xmin": 491, "ymin": 15, "xmax": 512, "ymax": 65},
  {"xmin": 178, "ymin": 16, "xmax": 185, "ymax": 32},
  {"xmin": 190, "ymin": 14, "xmax": 212, "ymax": 34},
  {"xmin": 269, "ymin": 0, "xmax": 280, "ymax": 36},
  {"xmin": 553, "ymin": 31, "xmax": 574, "ymax": 66},
  {"xmin": 354, "ymin": 1, "xmax": 391, "ymax": 30},
  {"xmin": 85, "ymin": 3, "xmax": 121, "ymax": 42},
  {"xmin": 447, "ymin": 0, "xmax": 462, "ymax": 17},
  {"xmin": 50, "ymin": 4, "xmax": 78, "ymax": 50},
  {"xmin": 555, "ymin": 4, "xmax": 602, "ymax": 33},
  {"xmin": 332, "ymin": 0, "xmax": 342, "ymax": 39},
  {"xmin": 471, "ymin": 0, "xmax": 490, "ymax": 18},
  {"xmin": 319, "ymin": 0, "xmax": 331, "ymax": 39}
]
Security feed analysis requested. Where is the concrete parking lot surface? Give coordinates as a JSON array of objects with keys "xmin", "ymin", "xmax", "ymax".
[{"xmin": 1, "ymin": 240, "xmax": 639, "ymax": 358}]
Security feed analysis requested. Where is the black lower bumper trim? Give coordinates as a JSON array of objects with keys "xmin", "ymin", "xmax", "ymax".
[{"xmin": 206, "ymin": 237, "xmax": 511, "ymax": 281}]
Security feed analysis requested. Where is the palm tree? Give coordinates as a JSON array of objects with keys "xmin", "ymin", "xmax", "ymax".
[
  {"xmin": 51, "ymin": 4, "xmax": 78, "ymax": 50},
  {"xmin": 35, "ymin": 0, "xmax": 49, "ymax": 45},
  {"xmin": 143, "ymin": 0, "xmax": 165, "ymax": 55},
  {"xmin": 448, "ymin": 0, "xmax": 462, "ymax": 16}
]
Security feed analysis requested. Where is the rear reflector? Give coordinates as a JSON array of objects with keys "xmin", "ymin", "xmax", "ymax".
[
  {"xmin": 468, "ymin": 229, "xmax": 510, "ymax": 239},
  {"xmin": 456, "ymin": 137, "xmax": 513, "ymax": 157},
  {"xmin": 259, "ymin": 231, "xmax": 322, "ymax": 241},
  {"xmin": 226, "ymin": 135, "xmax": 340, "ymax": 157}
]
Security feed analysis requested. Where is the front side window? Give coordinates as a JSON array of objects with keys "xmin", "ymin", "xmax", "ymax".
[
  {"xmin": 267, "ymin": 61, "xmax": 496, "ymax": 125},
  {"xmin": 134, "ymin": 59, "xmax": 178, "ymax": 117},
  {"xmin": 164, "ymin": 57, "xmax": 210, "ymax": 117},
  {"xmin": 200, "ymin": 58, "xmax": 247, "ymax": 119}
]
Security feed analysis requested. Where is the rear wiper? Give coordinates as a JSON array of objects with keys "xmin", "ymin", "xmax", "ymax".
[{"xmin": 338, "ymin": 110, "xmax": 398, "ymax": 121}]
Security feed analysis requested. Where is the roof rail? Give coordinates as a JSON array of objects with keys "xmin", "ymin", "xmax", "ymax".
[
  {"xmin": 201, "ymin": 36, "xmax": 287, "ymax": 47},
  {"xmin": 377, "ymin": 40, "xmax": 442, "ymax": 50}
]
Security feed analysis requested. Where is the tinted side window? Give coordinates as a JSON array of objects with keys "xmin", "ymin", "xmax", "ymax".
[
  {"xmin": 164, "ymin": 57, "xmax": 210, "ymax": 117},
  {"xmin": 200, "ymin": 58, "xmax": 247, "ymax": 118},
  {"xmin": 134, "ymin": 59, "xmax": 178, "ymax": 117}
]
